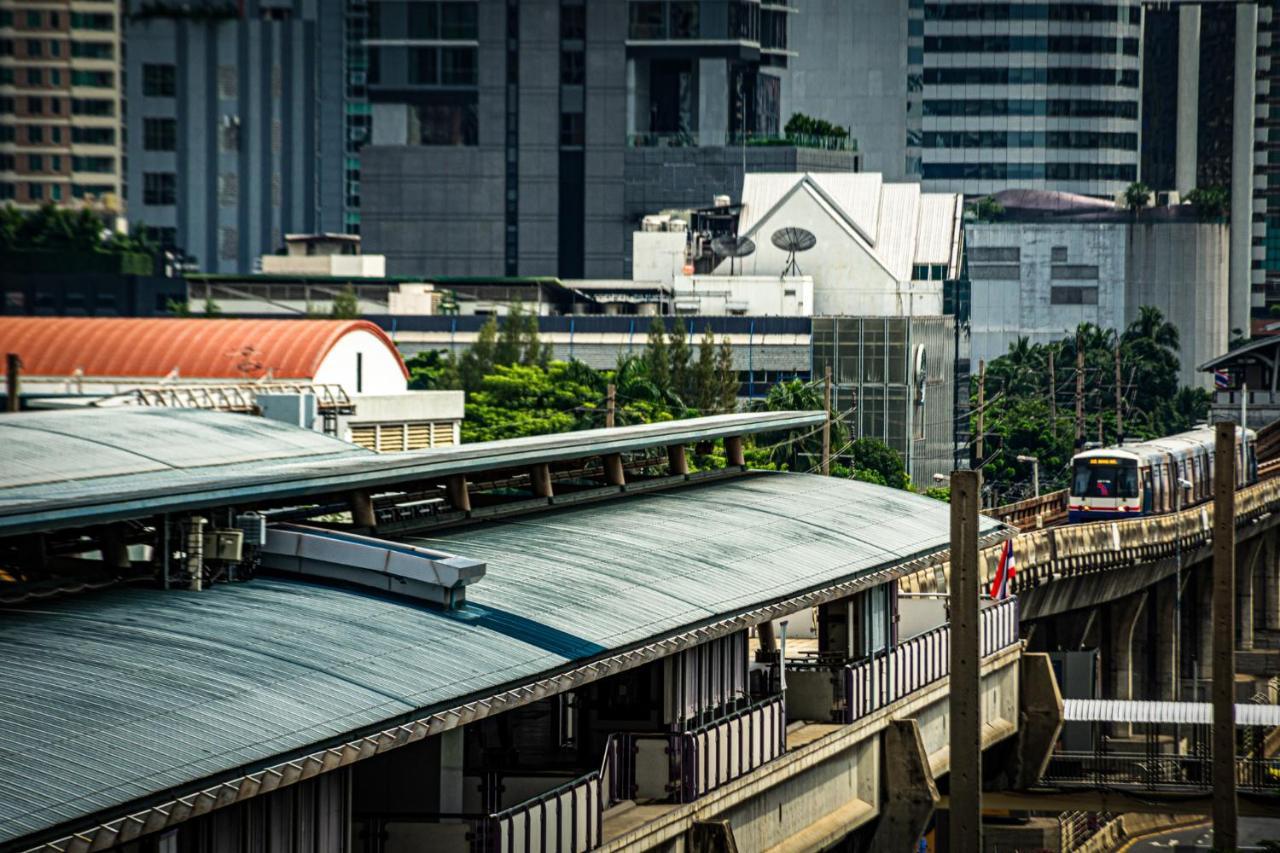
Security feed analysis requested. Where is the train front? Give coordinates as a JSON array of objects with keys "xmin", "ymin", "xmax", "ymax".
[{"xmin": 1068, "ymin": 452, "xmax": 1142, "ymax": 522}]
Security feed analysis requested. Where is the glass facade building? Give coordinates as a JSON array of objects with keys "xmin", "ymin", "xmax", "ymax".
[{"xmin": 919, "ymin": 0, "xmax": 1142, "ymax": 197}]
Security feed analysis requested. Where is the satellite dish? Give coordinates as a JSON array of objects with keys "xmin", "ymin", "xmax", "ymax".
[
  {"xmin": 771, "ymin": 227, "xmax": 817, "ymax": 277},
  {"xmin": 711, "ymin": 235, "xmax": 756, "ymax": 275}
]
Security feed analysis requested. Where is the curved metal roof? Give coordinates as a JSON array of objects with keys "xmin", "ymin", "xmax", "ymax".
[
  {"xmin": 0, "ymin": 472, "xmax": 999, "ymax": 848},
  {"xmin": 0, "ymin": 409, "xmax": 826, "ymax": 535},
  {"xmin": 0, "ymin": 317, "xmax": 409, "ymax": 381}
]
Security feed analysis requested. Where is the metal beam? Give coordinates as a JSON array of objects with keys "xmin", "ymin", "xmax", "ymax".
[
  {"xmin": 948, "ymin": 469, "xmax": 982, "ymax": 852},
  {"xmin": 1213, "ymin": 421, "xmax": 1238, "ymax": 850}
]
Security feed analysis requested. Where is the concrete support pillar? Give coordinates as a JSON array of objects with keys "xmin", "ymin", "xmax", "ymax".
[
  {"xmin": 349, "ymin": 489, "xmax": 377, "ymax": 529},
  {"xmin": 1014, "ymin": 653, "xmax": 1065, "ymax": 789},
  {"xmin": 446, "ymin": 475, "xmax": 471, "ymax": 513},
  {"xmin": 529, "ymin": 463, "xmax": 553, "ymax": 499},
  {"xmin": 869, "ymin": 720, "xmax": 938, "ymax": 850},
  {"xmin": 724, "ymin": 435, "xmax": 745, "ymax": 468},
  {"xmin": 1175, "ymin": 4, "xmax": 1201, "ymax": 195},
  {"xmin": 667, "ymin": 443, "xmax": 688, "ymax": 476},
  {"xmin": 1153, "ymin": 576, "xmax": 1179, "ymax": 701},
  {"xmin": 604, "ymin": 453, "xmax": 626, "ymax": 487},
  {"xmin": 1102, "ymin": 591, "xmax": 1147, "ymax": 736},
  {"xmin": 439, "ymin": 727, "xmax": 464, "ymax": 817},
  {"xmin": 1230, "ymin": 3, "xmax": 1259, "ymax": 334},
  {"xmin": 1238, "ymin": 540, "xmax": 1260, "ymax": 650},
  {"xmin": 1196, "ymin": 566, "xmax": 1214, "ymax": 692},
  {"xmin": 1266, "ymin": 533, "xmax": 1280, "ymax": 632},
  {"xmin": 690, "ymin": 820, "xmax": 739, "ymax": 853}
]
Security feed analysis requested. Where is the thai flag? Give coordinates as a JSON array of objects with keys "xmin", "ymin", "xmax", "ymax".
[
  {"xmin": 989, "ymin": 539, "xmax": 1016, "ymax": 600},
  {"xmin": 1215, "ymin": 369, "xmax": 1231, "ymax": 390}
]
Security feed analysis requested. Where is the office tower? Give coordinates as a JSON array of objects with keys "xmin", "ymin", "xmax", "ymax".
[
  {"xmin": 0, "ymin": 0, "xmax": 123, "ymax": 211},
  {"xmin": 124, "ymin": 0, "xmax": 349, "ymax": 271},
  {"xmin": 360, "ymin": 0, "xmax": 822, "ymax": 278}
]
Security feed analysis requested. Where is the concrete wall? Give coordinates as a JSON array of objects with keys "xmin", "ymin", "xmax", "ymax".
[
  {"xmin": 1125, "ymin": 222, "xmax": 1229, "ymax": 389},
  {"xmin": 967, "ymin": 220, "xmax": 1229, "ymax": 389},
  {"xmin": 967, "ymin": 222, "xmax": 1129, "ymax": 366},
  {"xmin": 783, "ymin": 0, "xmax": 910, "ymax": 179}
]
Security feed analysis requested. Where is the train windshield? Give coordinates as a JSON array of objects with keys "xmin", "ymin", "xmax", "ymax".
[{"xmin": 1072, "ymin": 458, "xmax": 1139, "ymax": 498}]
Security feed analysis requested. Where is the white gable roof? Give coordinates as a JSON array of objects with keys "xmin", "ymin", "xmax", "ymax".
[{"xmin": 737, "ymin": 172, "xmax": 961, "ymax": 283}]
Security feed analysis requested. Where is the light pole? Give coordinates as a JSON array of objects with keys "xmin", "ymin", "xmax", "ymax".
[{"xmin": 1016, "ymin": 454, "xmax": 1040, "ymax": 497}]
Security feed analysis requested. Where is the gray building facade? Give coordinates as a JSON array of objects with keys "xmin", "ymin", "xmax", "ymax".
[
  {"xmin": 360, "ymin": 0, "xmax": 837, "ymax": 280},
  {"xmin": 125, "ymin": 0, "xmax": 348, "ymax": 273}
]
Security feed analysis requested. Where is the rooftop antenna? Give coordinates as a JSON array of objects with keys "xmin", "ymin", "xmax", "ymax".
[
  {"xmin": 771, "ymin": 227, "xmax": 816, "ymax": 278},
  {"xmin": 711, "ymin": 235, "xmax": 756, "ymax": 275}
]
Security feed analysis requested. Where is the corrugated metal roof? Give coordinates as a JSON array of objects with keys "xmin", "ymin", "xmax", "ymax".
[
  {"xmin": 0, "ymin": 317, "xmax": 409, "ymax": 381},
  {"xmin": 0, "ymin": 409, "xmax": 825, "ymax": 535},
  {"xmin": 0, "ymin": 472, "xmax": 996, "ymax": 846},
  {"xmin": 1063, "ymin": 699, "xmax": 1280, "ymax": 727},
  {"xmin": 736, "ymin": 173, "xmax": 960, "ymax": 283}
]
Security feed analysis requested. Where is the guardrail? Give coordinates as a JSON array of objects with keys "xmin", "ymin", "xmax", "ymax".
[
  {"xmin": 490, "ymin": 768, "xmax": 603, "ymax": 853},
  {"xmin": 609, "ymin": 695, "xmax": 787, "ymax": 806},
  {"xmin": 899, "ymin": 475, "xmax": 1280, "ymax": 597},
  {"xmin": 989, "ymin": 489, "xmax": 1068, "ymax": 530},
  {"xmin": 1043, "ymin": 750, "xmax": 1280, "ymax": 793},
  {"xmin": 844, "ymin": 597, "xmax": 1019, "ymax": 722}
]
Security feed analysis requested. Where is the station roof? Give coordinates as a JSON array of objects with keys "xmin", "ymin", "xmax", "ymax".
[
  {"xmin": 0, "ymin": 472, "xmax": 1001, "ymax": 848},
  {"xmin": 1197, "ymin": 335, "xmax": 1280, "ymax": 372},
  {"xmin": 1064, "ymin": 699, "xmax": 1280, "ymax": 727},
  {"xmin": 0, "ymin": 409, "xmax": 825, "ymax": 535},
  {"xmin": 0, "ymin": 317, "xmax": 407, "ymax": 382}
]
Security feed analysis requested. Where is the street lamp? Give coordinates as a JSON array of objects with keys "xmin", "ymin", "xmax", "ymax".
[{"xmin": 1016, "ymin": 454, "xmax": 1040, "ymax": 497}]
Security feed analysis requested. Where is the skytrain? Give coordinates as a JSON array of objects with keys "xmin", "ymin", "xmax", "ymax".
[{"xmin": 1067, "ymin": 425, "xmax": 1256, "ymax": 523}]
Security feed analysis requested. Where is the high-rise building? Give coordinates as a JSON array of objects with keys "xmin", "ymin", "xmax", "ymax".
[
  {"xmin": 124, "ymin": 0, "xmax": 350, "ymax": 272},
  {"xmin": 0, "ymin": 0, "xmax": 123, "ymax": 211},
  {"xmin": 359, "ymin": 0, "xmax": 842, "ymax": 279}
]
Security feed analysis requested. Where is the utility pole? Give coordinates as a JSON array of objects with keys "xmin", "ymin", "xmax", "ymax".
[
  {"xmin": 822, "ymin": 365, "xmax": 832, "ymax": 476},
  {"xmin": 948, "ymin": 469, "xmax": 982, "ymax": 852},
  {"xmin": 1114, "ymin": 346, "xmax": 1123, "ymax": 441},
  {"xmin": 5, "ymin": 353, "xmax": 20, "ymax": 413},
  {"xmin": 1075, "ymin": 336, "xmax": 1084, "ymax": 445},
  {"xmin": 1212, "ymin": 422, "xmax": 1238, "ymax": 850},
  {"xmin": 1048, "ymin": 349, "xmax": 1057, "ymax": 438},
  {"xmin": 976, "ymin": 360, "xmax": 986, "ymax": 464},
  {"xmin": 605, "ymin": 383, "xmax": 616, "ymax": 429}
]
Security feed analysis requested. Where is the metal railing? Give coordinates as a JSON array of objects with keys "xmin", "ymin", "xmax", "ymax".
[
  {"xmin": 490, "ymin": 769, "xmax": 603, "ymax": 853},
  {"xmin": 989, "ymin": 489, "xmax": 1068, "ymax": 530},
  {"xmin": 97, "ymin": 381, "xmax": 355, "ymax": 413},
  {"xmin": 844, "ymin": 597, "xmax": 1020, "ymax": 723},
  {"xmin": 1058, "ymin": 811, "xmax": 1119, "ymax": 851},
  {"xmin": 900, "ymin": 475, "xmax": 1280, "ymax": 596},
  {"xmin": 607, "ymin": 695, "xmax": 787, "ymax": 806},
  {"xmin": 1043, "ymin": 749, "xmax": 1280, "ymax": 793},
  {"xmin": 626, "ymin": 131, "xmax": 856, "ymax": 151}
]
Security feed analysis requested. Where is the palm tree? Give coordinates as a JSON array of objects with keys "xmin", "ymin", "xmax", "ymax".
[{"xmin": 1122, "ymin": 305, "xmax": 1179, "ymax": 353}]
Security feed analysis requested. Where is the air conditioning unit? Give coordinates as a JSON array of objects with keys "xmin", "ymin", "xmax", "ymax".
[
  {"xmin": 667, "ymin": 218, "xmax": 687, "ymax": 233},
  {"xmin": 713, "ymin": 194, "xmax": 731, "ymax": 208},
  {"xmin": 642, "ymin": 214, "xmax": 669, "ymax": 232},
  {"xmin": 235, "ymin": 512, "xmax": 268, "ymax": 547}
]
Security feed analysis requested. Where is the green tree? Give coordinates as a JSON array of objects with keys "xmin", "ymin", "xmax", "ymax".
[
  {"xmin": 1124, "ymin": 181, "xmax": 1151, "ymax": 214},
  {"xmin": 846, "ymin": 438, "xmax": 910, "ymax": 489},
  {"xmin": 330, "ymin": 284, "xmax": 360, "ymax": 319},
  {"xmin": 755, "ymin": 378, "xmax": 849, "ymax": 471},
  {"xmin": 694, "ymin": 325, "xmax": 718, "ymax": 413},
  {"xmin": 717, "ymin": 336, "xmax": 738, "ymax": 413},
  {"xmin": 971, "ymin": 195, "xmax": 1004, "ymax": 223},
  {"xmin": 668, "ymin": 320, "xmax": 692, "ymax": 405},
  {"xmin": 405, "ymin": 349, "xmax": 461, "ymax": 390},
  {"xmin": 203, "ymin": 295, "xmax": 222, "ymax": 316},
  {"xmin": 458, "ymin": 316, "xmax": 499, "ymax": 392},
  {"xmin": 644, "ymin": 316, "xmax": 671, "ymax": 393},
  {"xmin": 1185, "ymin": 185, "xmax": 1229, "ymax": 220}
]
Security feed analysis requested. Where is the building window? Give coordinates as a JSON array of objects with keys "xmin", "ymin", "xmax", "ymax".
[
  {"xmin": 28, "ymin": 182, "xmax": 43, "ymax": 200},
  {"xmin": 71, "ymin": 126, "xmax": 113, "ymax": 144},
  {"xmin": 143, "ymin": 63, "xmax": 176, "ymax": 97},
  {"xmin": 71, "ymin": 40, "xmax": 113, "ymax": 59},
  {"xmin": 50, "ymin": 183, "xmax": 61, "ymax": 201},
  {"xmin": 217, "ymin": 172, "xmax": 238, "ymax": 206},
  {"xmin": 441, "ymin": 47, "xmax": 477, "ymax": 85},
  {"xmin": 410, "ymin": 47, "xmax": 439, "ymax": 84},
  {"xmin": 27, "ymin": 96, "xmax": 43, "ymax": 114},
  {"xmin": 143, "ymin": 117, "xmax": 176, "ymax": 151},
  {"xmin": 26, "ymin": 39, "xmax": 42, "ymax": 57},
  {"xmin": 560, "ymin": 112, "xmax": 584, "ymax": 146},
  {"xmin": 218, "ymin": 226, "xmax": 237, "ymax": 260},
  {"xmin": 1050, "ymin": 286, "xmax": 1099, "ymax": 305},
  {"xmin": 26, "ymin": 67, "xmax": 42, "ymax": 86},
  {"xmin": 1051, "ymin": 246, "xmax": 1068, "ymax": 263},
  {"xmin": 71, "ymin": 70, "xmax": 112, "ymax": 87},
  {"xmin": 561, "ymin": 4, "xmax": 585, "ymax": 39},
  {"xmin": 27, "ymin": 11, "xmax": 42, "ymax": 28},
  {"xmin": 72, "ymin": 156, "xmax": 114, "ymax": 173},
  {"xmin": 143, "ymin": 172, "xmax": 176, "ymax": 205},
  {"xmin": 217, "ymin": 65, "xmax": 237, "ymax": 100},
  {"xmin": 560, "ymin": 50, "xmax": 585, "ymax": 84},
  {"xmin": 440, "ymin": 2, "xmax": 478, "ymax": 38},
  {"xmin": 71, "ymin": 98, "xmax": 113, "ymax": 116},
  {"xmin": 28, "ymin": 154, "xmax": 43, "ymax": 172},
  {"xmin": 1050, "ymin": 264, "xmax": 1099, "ymax": 280},
  {"xmin": 968, "ymin": 246, "xmax": 1020, "ymax": 263}
]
